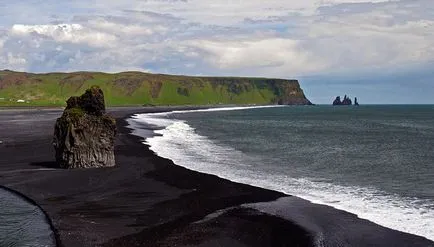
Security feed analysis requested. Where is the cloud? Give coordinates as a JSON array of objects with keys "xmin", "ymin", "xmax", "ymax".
[
  {"xmin": 10, "ymin": 24, "xmax": 118, "ymax": 48},
  {"xmin": 186, "ymin": 38, "xmax": 326, "ymax": 74},
  {"xmin": 0, "ymin": 0, "xmax": 433, "ymax": 78},
  {"xmin": 0, "ymin": 36, "xmax": 5, "ymax": 49}
]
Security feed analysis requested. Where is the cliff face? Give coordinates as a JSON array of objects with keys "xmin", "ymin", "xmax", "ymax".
[
  {"xmin": 0, "ymin": 70, "xmax": 312, "ymax": 106},
  {"xmin": 265, "ymin": 79, "xmax": 312, "ymax": 105}
]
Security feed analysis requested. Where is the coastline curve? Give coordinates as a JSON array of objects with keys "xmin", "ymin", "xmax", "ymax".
[
  {"xmin": 129, "ymin": 106, "xmax": 434, "ymax": 244},
  {"xmin": 0, "ymin": 185, "xmax": 60, "ymax": 247}
]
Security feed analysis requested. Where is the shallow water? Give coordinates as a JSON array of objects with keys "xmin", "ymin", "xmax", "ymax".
[
  {"xmin": 131, "ymin": 105, "xmax": 434, "ymax": 241},
  {"xmin": 0, "ymin": 187, "xmax": 56, "ymax": 247}
]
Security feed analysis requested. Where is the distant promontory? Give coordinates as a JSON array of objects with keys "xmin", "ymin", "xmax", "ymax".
[{"xmin": 0, "ymin": 70, "xmax": 312, "ymax": 106}]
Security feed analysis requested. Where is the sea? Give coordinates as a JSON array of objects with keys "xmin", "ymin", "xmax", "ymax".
[
  {"xmin": 131, "ymin": 105, "xmax": 434, "ymax": 241},
  {"xmin": 0, "ymin": 187, "xmax": 55, "ymax": 247}
]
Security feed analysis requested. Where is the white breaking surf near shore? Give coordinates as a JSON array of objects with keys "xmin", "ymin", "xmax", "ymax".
[{"xmin": 128, "ymin": 106, "xmax": 434, "ymax": 241}]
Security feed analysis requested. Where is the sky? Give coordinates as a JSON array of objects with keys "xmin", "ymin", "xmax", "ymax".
[{"xmin": 0, "ymin": 0, "xmax": 433, "ymax": 104}]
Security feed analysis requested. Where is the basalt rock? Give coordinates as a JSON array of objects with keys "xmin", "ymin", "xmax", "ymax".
[
  {"xmin": 342, "ymin": 95, "xmax": 352, "ymax": 105},
  {"xmin": 333, "ymin": 95, "xmax": 353, "ymax": 105},
  {"xmin": 333, "ymin": 96, "xmax": 342, "ymax": 105},
  {"xmin": 354, "ymin": 97, "xmax": 359, "ymax": 106},
  {"xmin": 52, "ymin": 86, "xmax": 116, "ymax": 169}
]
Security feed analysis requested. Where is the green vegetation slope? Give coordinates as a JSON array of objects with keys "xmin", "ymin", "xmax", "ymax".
[{"xmin": 0, "ymin": 70, "xmax": 312, "ymax": 106}]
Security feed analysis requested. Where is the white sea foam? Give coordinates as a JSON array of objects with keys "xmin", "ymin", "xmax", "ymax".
[{"xmin": 129, "ymin": 106, "xmax": 434, "ymax": 241}]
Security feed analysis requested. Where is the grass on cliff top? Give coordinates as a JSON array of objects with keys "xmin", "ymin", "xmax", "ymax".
[{"xmin": 0, "ymin": 70, "xmax": 304, "ymax": 107}]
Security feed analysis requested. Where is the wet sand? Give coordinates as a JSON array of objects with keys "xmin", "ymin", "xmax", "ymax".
[{"xmin": 0, "ymin": 107, "xmax": 432, "ymax": 247}]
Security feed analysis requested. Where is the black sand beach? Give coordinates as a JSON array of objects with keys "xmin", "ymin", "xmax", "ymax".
[{"xmin": 0, "ymin": 107, "xmax": 433, "ymax": 247}]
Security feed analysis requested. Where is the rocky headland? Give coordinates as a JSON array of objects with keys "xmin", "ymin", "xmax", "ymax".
[{"xmin": 0, "ymin": 70, "xmax": 312, "ymax": 106}]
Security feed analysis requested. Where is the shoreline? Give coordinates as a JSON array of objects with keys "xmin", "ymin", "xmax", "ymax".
[
  {"xmin": 0, "ymin": 185, "xmax": 60, "ymax": 246},
  {"xmin": 133, "ymin": 106, "xmax": 434, "ymax": 242},
  {"xmin": 0, "ymin": 107, "xmax": 313, "ymax": 246},
  {"xmin": 130, "ymin": 107, "xmax": 434, "ymax": 245},
  {"xmin": 0, "ymin": 107, "xmax": 433, "ymax": 246}
]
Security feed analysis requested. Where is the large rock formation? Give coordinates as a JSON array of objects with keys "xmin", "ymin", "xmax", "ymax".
[
  {"xmin": 333, "ymin": 95, "xmax": 353, "ymax": 105},
  {"xmin": 52, "ymin": 86, "xmax": 116, "ymax": 169}
]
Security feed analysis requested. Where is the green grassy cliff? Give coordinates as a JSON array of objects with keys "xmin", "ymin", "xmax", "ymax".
[{"xmin": 0, "ymin": 70, "xmax": 312, "ymax": 106}]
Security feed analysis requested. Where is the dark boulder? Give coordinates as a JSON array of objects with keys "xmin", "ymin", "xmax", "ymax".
[{"xmin": 52, "ymin": 86, "xmax": 116, "ymax": 169}]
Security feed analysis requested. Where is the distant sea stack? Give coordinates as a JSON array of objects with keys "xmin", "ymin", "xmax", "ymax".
[
  {"xmin": 354, "ymin": 97, "xmax": 359, "ymax": 106},
  {"xmin": 0, "ymin": 70, "xmax": 312, "ymax": 106},
  {"xmin": 52, "ymin": 86, "xmax": 117, "ymax": 169},
  {"xmin": 333, "ymin": 95, "xmax": 359, "ymax": 105}
]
